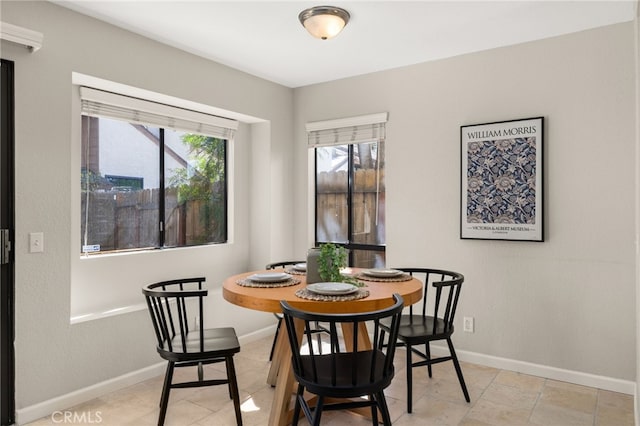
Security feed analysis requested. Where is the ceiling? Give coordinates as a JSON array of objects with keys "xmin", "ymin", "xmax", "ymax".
[{"xmin": 52, "ymin": 1, "xmax": 637, "ymax": 88}]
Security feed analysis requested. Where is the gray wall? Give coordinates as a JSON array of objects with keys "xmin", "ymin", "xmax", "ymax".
[
  {"xmin": 294, "ymin": 23, "xmax": 636, "ymax": 381},
  {"xmin": 1, "ymin": 0, "xmax": 294, "ymax": 410},
  {"xmin": 635, "ymin": 2, "xmax": 639, "ymax": 419},
  {"xmin": 1, "ymin": 0, "xmax": 638, "ymax": 418}
]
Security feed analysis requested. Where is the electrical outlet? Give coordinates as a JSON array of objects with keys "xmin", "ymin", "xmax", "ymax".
[{"xmin": 463, "ymin": 316, "xmax": 474, "ymax": 333}]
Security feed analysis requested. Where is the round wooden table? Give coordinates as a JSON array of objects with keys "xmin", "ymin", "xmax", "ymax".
[{"xmin": 223, "ymin": 268, "xmax": 423, "ymax": 426}]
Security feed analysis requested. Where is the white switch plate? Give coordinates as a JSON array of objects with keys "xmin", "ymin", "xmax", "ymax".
[{"xmin": 29, "ymin": 232, "xmax": 44, "ymax": 253}]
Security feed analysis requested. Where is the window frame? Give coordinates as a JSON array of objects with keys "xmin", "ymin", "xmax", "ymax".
[
  {"xmin": 79, "ymin": 87, "xmax": 235, "ymax": 256},
  {"xmin": 307, "ymin": 113, "xmax": 388, "ymax": 267},
  {"xmin": 314, "ymin": 141, "xmax": 386, "ymax": 265}
]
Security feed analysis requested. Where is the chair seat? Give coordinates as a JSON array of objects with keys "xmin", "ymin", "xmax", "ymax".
[
  {"xmin": 143, "ymin": 278, "xmax": 243, "ymax": 425},
  {"xmin": 158, "ymin": 327, "xmax": 240, "ymax": 361},
  {"xmin": 282, "ymin": 294, "xmax": 403, "ymax": 426},
  {"xmin": 296, "ymin": 350, "xmax": 394, "ymax": 399},
  {"xmin": 380, "ymin": 268, "xmax": 469, "ymax": 414},
  {"xmin": 388, "ymin": 314, "xmax": 452, "ymax": 344}
]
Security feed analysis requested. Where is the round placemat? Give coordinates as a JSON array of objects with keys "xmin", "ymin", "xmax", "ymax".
[
  {"xmin": 295, "ymin": 287, "xmax": 369, "ymax": 301},
  {"xmin": 236, "ymin": 277, "xmax": 301, "ymax": 288},
  {"xmin": 354, "ymin": 272, "xmax": 413, "ymax": 282},
  {"xmin": 284, "ymin": 268, "xmax": 306, "ymax": 276}
]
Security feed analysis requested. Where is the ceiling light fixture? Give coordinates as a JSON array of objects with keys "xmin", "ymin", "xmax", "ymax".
[{"xmin": 298, "ymin": 6, "xmax": 350, "ymax": 40}]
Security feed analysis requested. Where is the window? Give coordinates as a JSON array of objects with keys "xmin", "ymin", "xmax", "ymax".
[
  {"xmin": 307, "ymin": 113, "xmax": 387, "ymax": 268},
  {"xmin": 80, "ymin": 87, "xmax": 237, "ymax": 255}
]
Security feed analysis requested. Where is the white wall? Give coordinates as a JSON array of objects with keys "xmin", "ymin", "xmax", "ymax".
[
  {"xmin": 294, "ymin": 22, "xmax": 636, "ymax": 382},
  {"xmin": 0, "ymin": 0, "xmax": 294, "ymax": 412}
]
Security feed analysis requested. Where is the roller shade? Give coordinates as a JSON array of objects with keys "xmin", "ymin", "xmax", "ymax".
[
  {"xmin": 80, "ymin": 86, "xmax": 238, "ymax": 140},
  {"xmin": 306, "ymin": 112, "xmax": 387, "ymax": 148}
]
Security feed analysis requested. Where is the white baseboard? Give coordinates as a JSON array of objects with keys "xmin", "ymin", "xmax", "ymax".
[
  {"xmin": 429, "ymin": 344, "xmax": 635, "ymax": 395},
  {"xmin": 15, "ymin": 362, "xmax": 166, "ymax": 425},
  {"xmin": 16, "ymin": 328, "xmax": 635, "ymax": 424},
  {"xmin": 634, "ymin": 383, "xmax": 639, "ymax": 426},
  {"xmin": 15, "ymin": 325, "xmax": 277, "ymax": 425}
]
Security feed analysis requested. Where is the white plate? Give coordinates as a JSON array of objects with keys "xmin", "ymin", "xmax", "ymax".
[
  {"xmin": 293, "ymin": 263, "xmax": 307, "ymax": 271},
  {"xmin": 306, "ymin": 282, "xmax": 358, "ymax": 296},
  {"xmin": 362, "ymin": 268, "xmax": 403, "ymax": 278},
  {"xmin": 249, "ymin": 272, "xmax": 291, "ymax": 282}
]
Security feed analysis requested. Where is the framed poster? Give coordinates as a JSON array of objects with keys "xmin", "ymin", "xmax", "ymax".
[{"xmin": 460, "ymin": 117, "xmax": 544, "ymax": 241}]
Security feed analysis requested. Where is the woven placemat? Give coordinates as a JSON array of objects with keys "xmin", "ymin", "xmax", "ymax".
[
  {"xmin": 295, "ymin": 287, "xmax": 369, "ymax": 301},
  {"xmin": 284, "ymin": 268, "xmax": 306, "ymax": 276},
  {"xmin": 236, "ymin": 277, "xmax": 301, "ymax": 288},
  {"xmin": 354, "ymin": 273, "xmax": 413, "ymax": 282}
]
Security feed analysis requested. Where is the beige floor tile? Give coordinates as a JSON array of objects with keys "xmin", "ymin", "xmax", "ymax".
[
  {"xmin": 545, "ymin": 379, "xmax": 598, "ymax": 396},
  {"xmin": 20, "ymin": 336, "xmax": 635, "ymax": 426},
  {"xmin": 319, "ymin": 410, "xmax": 383, "ymax": 426},
  {"xmin": 135, "ymin": 399, "xmax": 213, "ymax": 426},
  {"xmin": 394, "ymin": 397, "xmax": 471, "ymax": 425},
  {"xmin": 383, "ymin": 394, "xmax": 406, "ymax": 424},
  {"xmin": 480, "ymin": 382, "xmax": 539, "ymax": 411},
  {"xmin": 538, "ymin": 381, "xmax": 597, "ymax": 415},
  {"xmin": 239, "ymin": 337, "xmax": 276, "ymax": 361},
  {"xmin": 597, "ymin": 389, "xmax": 634, "ymax": 410},
  {"xmin": 384, "ymin": 377, "xmax": 408, "ymax": 402},
  {"xmin": 95, "ymin": 398, "xmax": 158, "ymax": 426},
  {"xmin": 422, "ymin": 376, "xmax": 478, "ymax": 406},
  {"xmin": 223, "ymin": 385, "xmax": 275, "ymax": 426},
  {"xmin": 596, "ymin": 404, "xmax": 635, "ymax": 426},
  {"xmin": 18, "ymin": 418, "xmax": 53, "ymax": 426},
  {"xmin": 457, "ymin": 418, "xmax": 496, "ymax": 426},
  {"xmin": 530, "ymin": 401, "xmax": 594, "ymax": 426},
  {"xmin": 464, "ymin": 399, "xmax": 533, "ymax": 426},
  {"xmin": 596, "ymin": 390, "xmax": 635, "ymax": 426},
  {"xmin": 494, "ymin": 370, "xmax": 546, "ymax": 393},
  {"xmin": 459, "ymin": 361, "xmax": 500, "ymax": 389}
]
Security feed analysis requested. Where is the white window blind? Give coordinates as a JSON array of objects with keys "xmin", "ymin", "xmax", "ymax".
[
  {"xmin": 80, "ymin": 86, "xmax": 238, "ymax": 140},
  {"xmin": 305, "ymin": 112, "xmax": 387, "ymax": 148}
]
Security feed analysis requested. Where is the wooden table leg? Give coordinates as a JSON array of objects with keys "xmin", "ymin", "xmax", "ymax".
[
  {"xmin": 268, "ymin": 317, "xmax": 303, "ymax": 426},
  {"xmin": 341, "ymin": 322, "xmax": 371, "ymax": 351},
  {"xmin": 267, "ymin": 319, "xmax": 289, "ymax": 386},
  {"xmin": 268, "ymin": 349, "xmax": 296, "ymax": 426},
  {"xmin": 269, "ymin": 320, "xmax": 377, "ymax": 425}
]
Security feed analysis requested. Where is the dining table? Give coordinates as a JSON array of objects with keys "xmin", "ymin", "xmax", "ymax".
[{"xmin": 222, "ymin": 266, "xmax": 423, "ymax": 426}]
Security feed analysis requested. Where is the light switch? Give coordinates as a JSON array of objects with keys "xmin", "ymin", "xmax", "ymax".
[{"xmin": 29, "ymin": 232, "xmax": 44, "ymax": 253}]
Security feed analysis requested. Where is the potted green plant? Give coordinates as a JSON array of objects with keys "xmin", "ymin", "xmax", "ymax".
[
  {"xmin": 316, "ymin": 243, "xmax": 346, "ymax": 281},
  {"xmin": 316, "ymin": 243, "xmax": 362, "ymax": 286}
]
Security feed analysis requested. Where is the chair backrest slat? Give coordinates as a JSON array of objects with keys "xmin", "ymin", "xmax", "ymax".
[
  {"xmin": 449, "ymin": 283, "xmax": 462, "ymax": 329},
  {"xmin": 351, "ymin": 319, "xmax": 358, "ymax": 385},
  {"xmin": 395, "ymin": 268, "xmax": 464, "ymax": 334},
  {"xmin": 281, "ymin": 294, "xmax": 404, "ymax": 391},
  {"xmin": 176, "ymin": 297, "xmax": 188, "ymax": 352},
  {"xmin": 422, "ymin": 271, "xmax": 431, "ymax": 318},
  {"xmin": 433, "ymin": 285, "xmax": 443, "ymax": 334},
  {"xmin": 161, "ymin": 298, "xmax": 174, "ymax": 351},
  {"xmin": 141, "ymin": 277, "xmax": 208, "ymax": 354},
  {"xmin": 145, "ymin": 297, "xmax": 163, "ymax": 347},
  {"xmin": 442, "ymin": 283, "xmax": 454, "ymax": 326}
]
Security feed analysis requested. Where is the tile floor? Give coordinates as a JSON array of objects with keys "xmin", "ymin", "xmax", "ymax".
[{"xmin": 25, "ymin": 336, "xmax": 635, "ymax": 426}]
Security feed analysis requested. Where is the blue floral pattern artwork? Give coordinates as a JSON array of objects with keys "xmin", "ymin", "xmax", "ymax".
[{"xmin": 466, "ymin": 137, "xmax": 536, "ymax": 224}]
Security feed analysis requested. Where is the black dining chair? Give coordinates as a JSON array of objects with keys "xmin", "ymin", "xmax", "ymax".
[
  {"xmin": 280, "ymin": 294, "xmax": 404, "ymax": 426},
  {"xmin": 265, "ymin": 261, "xmax": 328, "ymax": 361},
  {"xmin": 142, "ymin": 277, "xmax": 242, "ymax": 426},
  {"xmin": 380, "ymin": 268, "xmax": 470, "ymax": 413}
]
